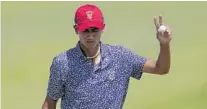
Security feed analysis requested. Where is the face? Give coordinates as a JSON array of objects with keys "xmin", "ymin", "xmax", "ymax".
[{"xmin": 74, "ymin": 26, "xmax": 103, "ymax": 49}]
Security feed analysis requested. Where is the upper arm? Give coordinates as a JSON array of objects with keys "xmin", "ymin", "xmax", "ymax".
[
  {"xmin": 122, "ymin": 47, "xmax": 147, "ymax": 80},
  {"xmin": 143, "ymin": 58, "xmax": 170, "ymax": 75},
  {"xmin": 47, "ymin": 57, "xmax": 66, "ymax": 101},
  {"xmin": 142, "ymin": 59, "xmax": 160, "ymax": 74}
]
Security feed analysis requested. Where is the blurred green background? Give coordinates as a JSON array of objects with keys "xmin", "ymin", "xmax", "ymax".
[{"xmin": 2, "ymin": 1, "xmax": 207, "ymax": 109}]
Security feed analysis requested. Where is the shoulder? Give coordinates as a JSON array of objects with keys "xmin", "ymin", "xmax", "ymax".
[
  {"xmin": 54, "ymin": 47, "xmax": 77, "ymax": 60},
  {"xmin": 102, "ymin": 43, "xmax": 127, "ymax": 53},
  {"xmin": 103, "ymin": 43, "xmax": 133, "ymax": 55},
  {"xmin": 51, "ymin": 47, "xmax": 77, "ymax": 68},
  {"xmin": 104, "ymin": 43, "xmax": 146, "ymax": 61},
  {"xmin": 49, "ymin": 48, "xmax": 77, "ymax": 80}
]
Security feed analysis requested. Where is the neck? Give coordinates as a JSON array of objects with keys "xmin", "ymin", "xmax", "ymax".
[{"xmin": 80, "ymin": 43, "xmax": 100, "ymax": 59}]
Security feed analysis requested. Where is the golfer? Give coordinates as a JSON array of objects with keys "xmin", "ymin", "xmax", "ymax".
[{"xmin": 42, "ymin": 4, "xmax": 172, "ymax": 109}]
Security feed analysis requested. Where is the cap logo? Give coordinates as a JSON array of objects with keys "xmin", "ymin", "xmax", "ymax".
[{"xmin": 86, "ymin": 11, "xmax": 93, "ymax": 19}]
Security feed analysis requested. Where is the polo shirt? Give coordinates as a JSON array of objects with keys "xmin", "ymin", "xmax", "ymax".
[{"xmin": 47, "ymin": 41, "xmax": 147, "ymax": 109}]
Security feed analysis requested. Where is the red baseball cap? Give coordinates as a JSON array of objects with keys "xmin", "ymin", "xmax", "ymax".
[{"xmin": 74, "ymin": 4, "xmax": 105, "ymax": 32}]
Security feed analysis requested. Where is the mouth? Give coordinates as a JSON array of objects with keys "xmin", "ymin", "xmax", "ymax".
[{"xmin": 86, "ymin": 40, "xmax": 95, "ymax": 44}]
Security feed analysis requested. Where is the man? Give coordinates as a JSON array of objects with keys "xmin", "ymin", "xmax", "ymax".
[{"xmin": 42, "ymin": 4, "xmax": 172, "ymax": 109}]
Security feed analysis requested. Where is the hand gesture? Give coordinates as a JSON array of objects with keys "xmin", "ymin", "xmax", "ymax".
[{"xmin": 154, "ymin": 15, "xmax": 172, "ymax": 45}]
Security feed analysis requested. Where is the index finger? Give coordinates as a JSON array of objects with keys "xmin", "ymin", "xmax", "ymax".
[
  {"xmin": 153, "ymin": 16, "xmax": 159, "ymax": 32},
  {"xmin": 159, "ymin": 15, "xmax": 164, "ymax": 25}
]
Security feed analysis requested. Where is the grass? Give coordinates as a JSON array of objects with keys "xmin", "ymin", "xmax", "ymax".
[{"xmin": 2, "ymin": 1, "xmax": 207, "ymax": 109}]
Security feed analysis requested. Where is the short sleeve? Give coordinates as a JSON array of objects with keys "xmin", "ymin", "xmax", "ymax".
[
  {"xmin": 122, "ymin": 47, "xmax": 147, "ymax": 80},
  {"xmin": 47, "ymin": 57, "xmax": 65, "ymax": 100}
]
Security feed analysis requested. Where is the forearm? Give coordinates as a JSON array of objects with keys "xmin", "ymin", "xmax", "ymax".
[
  {"xmin": 42, "ymin": 96, "xmax": 57, "ymax": 109},
  {"xmin": 156, "ymin": 43, "xmax": 171, "ymax": 74}
]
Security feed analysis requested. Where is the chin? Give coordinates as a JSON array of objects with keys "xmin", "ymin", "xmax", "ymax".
[{"xmin": 86, "ymin": 43, "xmax": 98, "ymax": 49}]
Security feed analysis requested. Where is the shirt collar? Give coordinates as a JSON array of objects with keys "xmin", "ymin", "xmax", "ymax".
[{"xmin": 75, "ymin": 41, "xmax": 108, "ymax": 59}]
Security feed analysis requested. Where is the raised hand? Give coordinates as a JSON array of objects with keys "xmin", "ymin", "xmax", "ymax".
[{"xmin": 154, "ymin": 15, "xmax": 172, "ymax": 45}]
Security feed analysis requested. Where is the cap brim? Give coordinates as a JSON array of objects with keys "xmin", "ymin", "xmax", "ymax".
[{"xmin": 77, "ymin": 21, "xmax": 104, "ymax": 32}]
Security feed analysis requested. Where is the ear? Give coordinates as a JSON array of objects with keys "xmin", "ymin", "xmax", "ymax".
[
  {"xmin": 73, "ymin": 25, "xmax": 78, "ymax": 34},
  {"xmin": 102, "ymin": 24, "xmax": 106, "ymax": 32}
]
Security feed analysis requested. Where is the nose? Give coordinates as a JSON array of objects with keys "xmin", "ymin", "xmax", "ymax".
[{"xmin": 87, "ymin": 32, "xmax": 95, "ymax": 39}]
